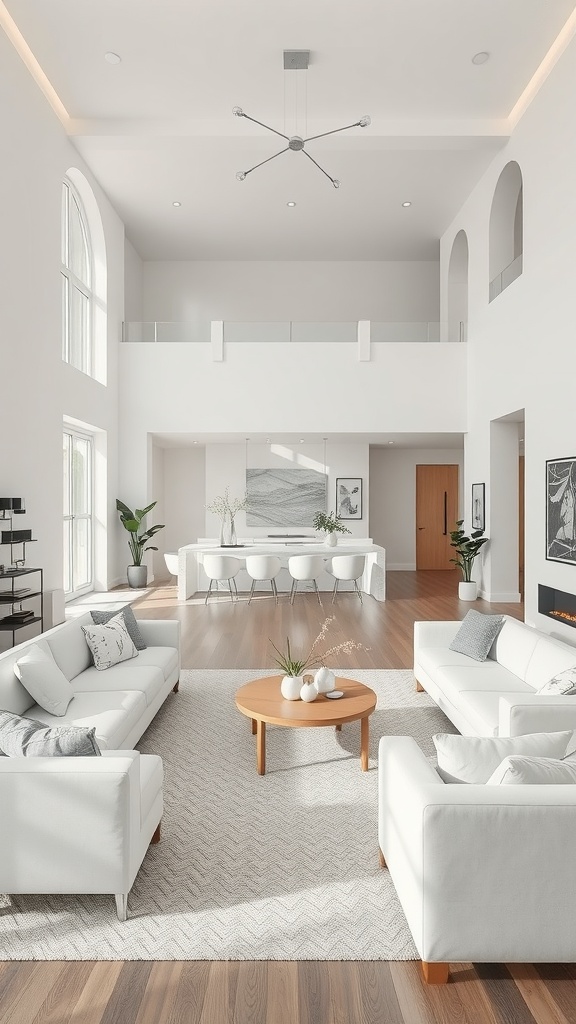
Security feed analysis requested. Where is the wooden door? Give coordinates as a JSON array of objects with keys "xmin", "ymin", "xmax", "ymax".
[{"xmin": 416, "ymin": 465, "xmax": 459, "ymax": 569}]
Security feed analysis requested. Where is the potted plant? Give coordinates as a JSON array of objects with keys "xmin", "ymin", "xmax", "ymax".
[
  {"xmin": 312, "ymin": 510, "xmax": 351, "ymax": 548},
  {"xmin": 449, "ymin": 519, "xmax": 488, "ymax": 600},
  {"xmin": 205, "ymin": 487, "xmax": 247, "ymax": 546},
  {"xmin": 270, "ymin": 616, "xmax": 368, "ymax": 700},
  {"xmin": 116, "ymin": 499, "xmax": 165, "ymax": 588}
]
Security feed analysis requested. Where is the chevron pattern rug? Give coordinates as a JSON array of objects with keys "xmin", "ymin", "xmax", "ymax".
[{"xmin": 0, "ymin": 669, "xmax": 455, "ymax": 960}]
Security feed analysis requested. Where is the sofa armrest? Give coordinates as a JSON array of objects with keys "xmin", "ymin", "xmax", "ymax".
[
  {"xmin": 499, "ymin": 694, "xmax": 576, "ymax": 736},
  {"xmin": 137, "ymin": 618, "xmax": 180, "ymax": 651},
  {"xmin": 0, "ymin": 754, "xmax": 142, "ymax": 893},
  {"xmin": 414, "ymin": 620, "xmax": 462, "ymax": 651}
]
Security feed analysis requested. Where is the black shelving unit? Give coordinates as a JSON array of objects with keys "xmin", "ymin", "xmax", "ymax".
[{"xmin": 0, "ymin": 508, "xmax": 43, "ymax": 647}]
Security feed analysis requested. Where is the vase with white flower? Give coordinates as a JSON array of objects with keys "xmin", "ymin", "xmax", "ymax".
[
  {"xmin": 205, "ymin": 487, "xmax": 247, "ymax": 546},
  {"xmin": 270, "ymin": 616, "xmax": 370, "ymax": 701}
]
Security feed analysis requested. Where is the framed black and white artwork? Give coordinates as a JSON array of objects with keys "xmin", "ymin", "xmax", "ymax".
[
  {"xmin": 336, "ymin": 478, "xmax": 362, "ymax": 520},
  {"xmin": 471, "ymin": 483, "xmax": 485, "ymax": 531},
  {"xmin": 546, "ymin": 457, "xmax": 576, "ymax": 564}
]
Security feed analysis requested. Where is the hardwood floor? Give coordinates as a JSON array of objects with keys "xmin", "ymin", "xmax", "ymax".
[{"xmin": 3, "ymin": 571, "xmax": 575, "ymax": 1024}]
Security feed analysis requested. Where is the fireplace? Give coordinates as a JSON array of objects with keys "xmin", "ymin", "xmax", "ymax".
[{"xmin": 538, "ymin": 585, "xmax": 576, "ymax": 629}]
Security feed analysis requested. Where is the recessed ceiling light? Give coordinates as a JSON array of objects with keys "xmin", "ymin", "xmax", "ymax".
[
  {"xmin": 172, "ymin": 201, "xmax": 182, "ymax": 207},
  {"xmin": 300, "ymin": 439, "xmax": 305, "ymax": 443},
  {"xmin": 287, "ymin": 201, "xmax": 296, "ymax": 208},
  {"xmin": 193, "ymin": 440, "xmax": 197, "ymax": 444},
  {"xmin": 104, "ymin": 52, "xmax": 121, "ymax": 65},
  {"xmin": 388, "ymin": 441, "xmax": 394, "ymax": 445},
  {"xmin": 401, "ymin": 201, "xmax": 411, "ymax": 207},
  {"xmin": 472, "ymin": 51, "xmax": 490, "ymax": 65}
]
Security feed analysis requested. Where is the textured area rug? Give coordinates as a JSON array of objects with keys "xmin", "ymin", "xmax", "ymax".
[{"xmin": 0, "ymin": 669, "xmax": 455, "ymax": 960}]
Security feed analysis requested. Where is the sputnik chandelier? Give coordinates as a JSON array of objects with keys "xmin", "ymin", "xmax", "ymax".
[{"xmin": 233, "ymin": 50, "xmax": 370, "ymax": 189}]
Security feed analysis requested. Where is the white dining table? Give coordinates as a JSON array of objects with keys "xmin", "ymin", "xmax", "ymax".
[{"xmin": 176, "ymin": 538, "xmax": 386, "ymax": 601}]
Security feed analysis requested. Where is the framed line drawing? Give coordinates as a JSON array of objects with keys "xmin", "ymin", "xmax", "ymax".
[
  {"xmin": 336, "ymin": 478, "xmax": 362, "ymax": 520},
  {"xmin": 471, "ymin": 482, "xmax": 485, "ymax": 531},
  {"xmin": 546, "ymin": 457, "xmax": 576, "ymax": 564}
]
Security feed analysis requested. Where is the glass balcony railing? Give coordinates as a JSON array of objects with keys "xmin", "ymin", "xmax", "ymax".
[{"xmin": 122, "ymin": 320, "xmax": 454, "ymax": 344}]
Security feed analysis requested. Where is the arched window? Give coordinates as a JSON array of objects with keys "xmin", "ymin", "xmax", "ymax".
[
  {"xmin": 61, "ymin": 177, "xmax": 94, "ymax": 374},
  {"xmin": 447, "ymin": 229, "xmax": 469, "ymax": 342},
  {"xmin": 489, "ymin": 161, "xmax": 523, "ymax": 301}
]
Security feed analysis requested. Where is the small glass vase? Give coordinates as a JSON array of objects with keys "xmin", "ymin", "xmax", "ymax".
[{"xmin": 220, "ymin": 511, "xmax": 237, "ymax": 547}]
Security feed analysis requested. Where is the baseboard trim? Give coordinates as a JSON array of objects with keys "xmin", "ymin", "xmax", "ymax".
[
  {"xmin": 479, "ymin": 590, "xmax": 522, "ymax": 603},
  {"xmin": 388, "ymin": 563, "xmax": 417, "ymax": 571}
]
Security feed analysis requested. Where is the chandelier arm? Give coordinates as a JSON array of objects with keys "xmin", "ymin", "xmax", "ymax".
[
  {"xmin": 242, "ymin": 146, "xmax": 291, "ymax": 177},
  {"xmin": 303, "ymin": 121, "xmax": 363, "ymax": 144},
  {"xmin": 302, "ymin": 149, "xmax": 338, "ymax": 186},
  {"xmin": 240, "ymin": 112, "xmax": 290, "ymax": 141}
]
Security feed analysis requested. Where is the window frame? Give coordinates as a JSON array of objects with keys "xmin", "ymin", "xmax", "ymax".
[
  {"xmin": 63, "ymin": 426, "xmax": 94, "ymax": 599},
  {"xmin": 61, "ymin": 178, "xmax": 95, "ymax": 377}
]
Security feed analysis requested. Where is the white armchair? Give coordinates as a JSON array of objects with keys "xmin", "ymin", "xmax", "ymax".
[
  {"xmin": 0, "ymin": 749, "xmax": 163, "ymax": 921},
  {"xmin": 378, "ymin": 735, "xmax": 576, "ymax": 983}
]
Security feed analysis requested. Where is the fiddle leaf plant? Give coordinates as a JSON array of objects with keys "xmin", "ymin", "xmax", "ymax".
[
  {"xmin": 116, "ymin": 499, "xmax": 165, "ymax": 566},
  {"xmin": 449, "ymin": 519, "xmax": 488, "ymax": 582}
]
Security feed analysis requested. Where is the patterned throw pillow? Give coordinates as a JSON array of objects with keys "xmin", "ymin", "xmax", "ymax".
[
  {"xmin": 449, "ymin": 610, "xmax": 504, "ymax": 662},
  {"xmin": 81, "ymin": 614, "xmax": 138, "ymax": 671},
  {"xmin": 536, "ymin": 666, "xmax": 576, "ymax": 695},
  {"xmin": 90, "ymin": 604, "xmax": 147, "ymax": 650},
  {"xmin": 0, "ymin": 711, "xmax": 101, "ymax": 757}
]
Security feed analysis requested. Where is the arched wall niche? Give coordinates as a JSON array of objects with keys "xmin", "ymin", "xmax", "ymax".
[
  {"xmin": 65, "ymin": 167, "xmax": 107, "ymax": 383},
  {"xmin": 447, "ymin": 229, "xmax": 469, "ymax": 342},
  {"xmin": 489, "ymin": 161, "xmax": 523, "ymax": 301}
]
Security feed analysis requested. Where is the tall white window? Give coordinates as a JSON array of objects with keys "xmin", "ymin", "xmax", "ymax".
[
  {"xmin": 63, "ymin": 428, "xmax": 93, "ymax": 597},
  {"xmin": 61, "ymin": 179, "xmax": 94, "ymax": 376}
]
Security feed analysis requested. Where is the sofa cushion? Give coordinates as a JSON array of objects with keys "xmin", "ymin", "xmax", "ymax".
[
  {"xmin": 73, "ymin": 663, "xmax": 164, "ymax": 707},
  {"xmin": 486, "ymin": 754, "xmax": 576, "ymax": 786},
  {"xmin": 27, "ymin": 689, "xmax": 147, "ymax": 751},
  {"xmin": 489, "ymin": 617, "xmax": 540, "ymax": 680},
  {"xmin": 456, "ymin": 688, "xmax": 541, "ymax": 736},
  {"xmin": 14, "ymin": 645, "xmax": 73, "ymax": 716},
  {"xmin": 81, "ymin": 616, "xmax": 138, "ymax": 671},
  {"xmin": 420, "ymin": 657, "xmax": 533, "ymax": 695},
  {"xmin": 525, "ymin": 637, "xmax": 576, "ymax": 690},
  {"xmin": 90, "ymin": 605, "xmax": 147, "ymax": 651},
  {"xmin": 0, "ymin": 711, "xmax": 100, "ymax": 757},
  {"xmin": 0, "ymin": 638, "xmax": 51, "ymax": 716},
  {"xmin": 449, "ymin": 611, "xmax": 504, "ymax": 661},
  {"xmin": 128, "ymin": 646, "xmax": 179, "ymax": 682},
  {"xmin": 536, "ymin": 665, "xmax": 576, "ymax": 696},
  {"xmin": 46, "ymin": 614, "xmax": 93, "ymax": 681},
  {"xmin": 433, "ymin": 730, "xmax": 574, "ymax": 783}
]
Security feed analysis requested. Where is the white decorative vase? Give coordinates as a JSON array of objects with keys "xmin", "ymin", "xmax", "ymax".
[
  {"xmin": 458, "ymin": 581, "xmax": 478, "ymax": 601},
  {"xmin": 325, "ymin": 532, "xmax": 337, "ymax": 548},
  {"xmin": 280, "ymin": 675, "xmax": 303, "ymax": 701},
  {"xmin": 300, "ymin": 678, "xmax": 318, "ymax": 702},
  {"xmin": 314, "ymin": 666, "xmax": 336, "ymax": 694}
]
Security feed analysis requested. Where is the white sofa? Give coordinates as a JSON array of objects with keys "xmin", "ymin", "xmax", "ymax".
[
  {"xmin": 378, "ymin": 735, "xmax": 576, "ymax": 982},
  {"xmin": 414, "ymin": 616, "xmax": 576, "ymax": 736},
  {"xmin": 0, "ymin": 611, "xmax": 180, "ymax": 919}
]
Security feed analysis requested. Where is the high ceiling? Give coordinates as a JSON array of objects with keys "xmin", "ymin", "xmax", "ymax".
[{"xmin": 4, "ymin": 0, "xmax": 575, "ymax": 259}]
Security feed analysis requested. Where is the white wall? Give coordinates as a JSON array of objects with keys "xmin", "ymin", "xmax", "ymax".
[
  {"xmin": 141, "ymin": 260, "xmax": 439, "ymax": 327},
  {"xmin": 369, "ymin": 447, "xmax": 464, "ymax": 569},
  {"xmin": 440, "ymin": 31, "xmax": 576, "ymax": 620},
  {"xmin": 0, "ymin": 27, "xmax": 125, "ymax": 632},
  {"xmin": 124, "ymin": 239, "xmax": 143, "ymax": 322},
  {"xmin": 160, "ymin": 446, "xmax": 206, "ymax": 576}
]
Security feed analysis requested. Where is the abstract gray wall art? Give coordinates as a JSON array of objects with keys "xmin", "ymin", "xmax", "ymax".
[{"xmin": 246, "ymin": 468, "xmax": 327, "ymax": 527}]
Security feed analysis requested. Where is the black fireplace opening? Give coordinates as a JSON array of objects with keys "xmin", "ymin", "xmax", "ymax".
[{"xmin": 539, "ymin": 584, "xmax": 576, "ymax": 629}]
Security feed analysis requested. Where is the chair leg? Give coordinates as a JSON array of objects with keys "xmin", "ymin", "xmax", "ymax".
[
  {"xmin": 332, "ymin": 578, "xmax": 339, "ymax": 603},
  {"xmin": 228, "ymin": 578, "xmax": 234, "ymax": 601},
  {"xmin": 313, "ymin": 579, "xmax": 322, "ymax": 605},
  {"xmin": 415, "ymin": 679, "xmax": 424, "ymax": 692},
  {"xmin": 232, "ymin": 577, "xmax": 239, "ymax": 599},
  {"xmin": 290, "ymin": 579, "xmax": 297, "ymax": 604},
  {"xmin": 421, "ymin": 962, "xmax": 449, "ymax": 985},
  {"xmin": 248, "ymin": 579, "xmax": 256, "ymax": 605},
  {"xmin": 172, "ymin": 680, "xmax": 180, "ymax": 693},
  {"xmin": 115, "ymin": 893, "xmax": 128, "ymax": 922},
  {"xmin": 378, "ymin": 847, "xmax": 386, "ymax": 868},
  {"xmin": 205, "ymin": 579, "xmax": 214, "ymax": 605},
  {"xmin": 354, "ymin": 579, "xmax": 364, "ymax": 604},
  {"xmin": 151, "ymin": 822, "xmax": 161, "ymax": 844},
  {"xmin": 272, "ymin": 578, "xmax": 279, "ymax": 605}
]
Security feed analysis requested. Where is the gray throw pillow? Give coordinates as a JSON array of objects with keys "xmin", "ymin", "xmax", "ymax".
[
  {"xmin": 449, "ymin": 609, "xmax": 504, "ymax": 662},
  {"xmin": 0, "ymin": 711, "xmax": 101, "ymax": 757},
  {"xmin": 90, "ymin": 604, "xmax": 147, "ymax": 650}
]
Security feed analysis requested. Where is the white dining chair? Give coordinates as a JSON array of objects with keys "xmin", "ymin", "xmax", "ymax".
[
  {"xmin": 288, "ymin": 554, "xmax": 325, "ymax": 605},
  {"xmin": 245, "ymin": 554, "xmax": 282, "ymax": 605},
  {"xmin": 203, "ymin": 554, "xmax": 241, "ymax": 604},
  {"xmin": 329, "ymin": 554, "xmax": 366, "ymax": 604}
]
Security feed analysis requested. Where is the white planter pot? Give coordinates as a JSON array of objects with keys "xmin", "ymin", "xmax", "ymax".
[
  {"xmin": 280, "ymin": 675, "xmax": 303, "ymax": 700},
  {"xmin": 300, "ymin": 679, "xmax": 319, "ymax": 702},
  {"xmin": 325, "ymin": 532, "xmax": 337, "ymax": 547},
  {"xmin": 314, "ymin": 666, "xmax": 337, "ymax": 694},
  {"xmin": 458, "ymin": 581, "xmax": 478, "ymax": 601},
  {"xmin": 127, "ymin": 565, "xmax": 147, "ymax": 588}
]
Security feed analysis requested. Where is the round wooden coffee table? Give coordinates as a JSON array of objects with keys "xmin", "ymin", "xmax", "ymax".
[{"xmin": 235, "ymin": 675, "xmax": 377, "ymax": 775}]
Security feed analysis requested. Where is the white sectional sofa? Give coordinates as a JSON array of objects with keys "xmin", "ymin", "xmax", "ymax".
[
  {"xmin": 0, "ymin": 610, "xmax": 180, "ymax": 919},
  {"xmin": 414, "ymin": 615, "xmax": 576, "ymax": 736}
]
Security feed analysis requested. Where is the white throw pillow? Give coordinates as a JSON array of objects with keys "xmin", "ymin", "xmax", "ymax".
[
  {"xmin": 536, "ymin": 666, "xmax": 576, "ymax": 695},
  {"xmin": 486, "ymin": 754, "xmax": 576, "ymax": 786},
  {"xmin": 14, "ymin": 645, "xmax": 73, "ymax": 717},
  {"xmin": 433, "ymin": 730, "xmax": 575, "ymax": 784},
  {"xmin": 81, "ymin": 614, "xmax": 138, "ymax": 671}
]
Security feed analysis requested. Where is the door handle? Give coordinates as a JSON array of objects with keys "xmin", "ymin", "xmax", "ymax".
[
  {"xmin": 443, "ymin": 491, "xmax": 447, "ymax": 535},
  {"xmin": 418, "ymin": 527, "xmax": 425, "ymax": 531}
]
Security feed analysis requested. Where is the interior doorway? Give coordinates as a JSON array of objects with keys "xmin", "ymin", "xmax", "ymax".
[{"xmin": 416, "ymin": 465, "xmax": 459, "ymax": 569}]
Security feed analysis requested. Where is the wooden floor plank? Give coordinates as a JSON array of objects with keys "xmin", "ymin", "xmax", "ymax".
[
  {"xmin": 133, "ymin": 962, "xmax": 183, "ymax": 1024},
  {"xmin": 0, "ymin": 963, "xmax": 64, "ymax": 1024},
  {"xmin": 266, "ymin": 962, "xmax": 299, "ymax": 1024},
  {"xmin": 165, "ymin": 962, "xmax": 211, "ymax": 1024},
  {"xmin": 509, "ymin": 964, "xmax": 571, "ymax": 1024},
  {"xmin": 66, "ymin": 963, "xmax": 123, "ymax": 1024},
  {"xmin": 31, "ymin": 961, "xmax": 94, "ymax": 1024},
  {"xmin": 99, "ymin": 963, "xmax": 153, "ymax": 1024},
  {"xmin": 474, "ymin": 964, "xmax": 538, "ymax": 1024},
  {"xmin": 234, "ymin": 961, "xmax": 267, "ymax": 1024}
]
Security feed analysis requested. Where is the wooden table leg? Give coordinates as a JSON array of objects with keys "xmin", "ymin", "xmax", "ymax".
[
  {"xmin": 361, "ymin": 716, "xmax": 369, "ymax": 771},
  {"xmin": 335, "ymin": 723, "xmax": 342, "ymax": 732},
  {"xmin": 251, "ymin": 718, "xmax": 257, "ymax": 735},
  {"xmin": 256, "ymin": 719, "xmax": 266, "ymax": 775}
]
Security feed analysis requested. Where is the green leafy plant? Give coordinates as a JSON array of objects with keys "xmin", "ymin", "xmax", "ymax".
[
  {"xmin": 312, "ymin": 510, "xmax": 351, "ymax": 536},
  {"xmin": 449, "ymin": 519, "xmax": 488, "ymax": 582},
  {"xmin": 270, "ymin": 616, "xmax": 368, "ymax": 676},
  {"xmin": 116, "ymin": 499, "xmax": 165, "ymax": 566}
]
